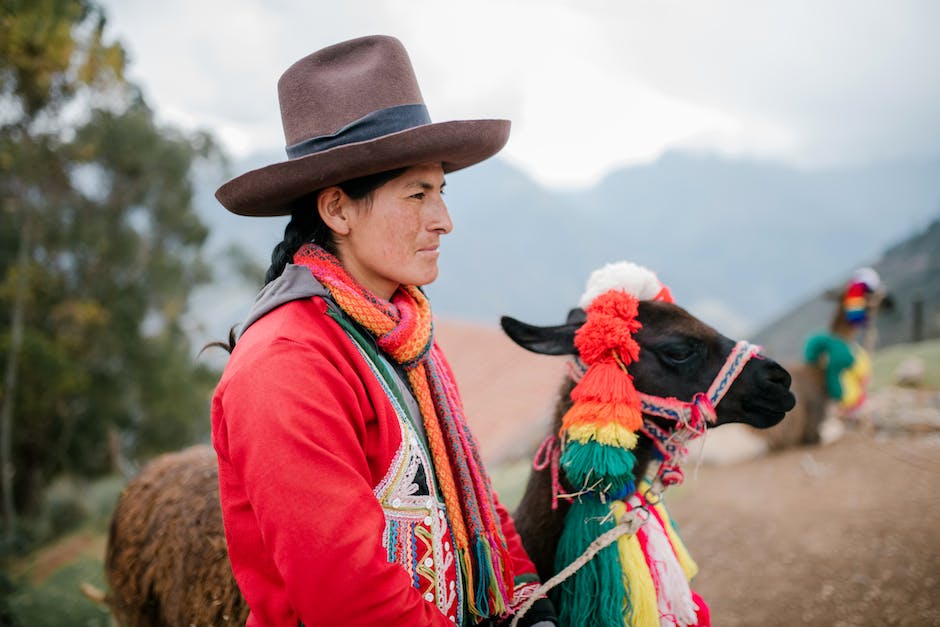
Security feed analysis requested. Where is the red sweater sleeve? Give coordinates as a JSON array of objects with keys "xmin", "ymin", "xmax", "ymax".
[
  {"xmin": 214, "ymin": 329, "xmax": 454, "ymax": 626},
  {"xmin": 494, "ymin": 494, "xmax": 539, "ymax": 585}
]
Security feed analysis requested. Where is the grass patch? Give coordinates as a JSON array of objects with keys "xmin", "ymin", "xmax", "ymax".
[
  {"xmin": 870, "ymin": 338, "xmax": 940, "ymax": 392},
  {"xmin": 7, "ymin": 554, "xmax": 110, "ymax": 627},
  {"xmin": 490, "ymin": 457, "xmax": 533, "ymax": 512}
]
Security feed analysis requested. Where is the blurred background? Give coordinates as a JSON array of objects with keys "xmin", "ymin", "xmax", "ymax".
[{"xmin": 1, "ymin": 1, "xmax": 938, "ymax": 625}]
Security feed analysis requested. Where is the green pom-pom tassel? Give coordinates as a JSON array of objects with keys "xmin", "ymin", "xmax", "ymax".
[
  {"xmin": 552, "ymin": 496, "xmax": 625, "ymax": 626},
  {"xmin": 561, "ymin": 439, "xmax": 637, "ymax": 496}
]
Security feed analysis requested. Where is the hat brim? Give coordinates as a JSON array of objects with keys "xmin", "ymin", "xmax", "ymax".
[{"xmin": 216, "ymin": 119, "xmax": 510, "ymax": 217}]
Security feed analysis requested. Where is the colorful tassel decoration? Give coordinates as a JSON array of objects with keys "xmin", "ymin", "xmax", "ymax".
[
  {"xmin": 552, "ymin": 262, "xmax": 706, "ymax": 627},
  {"xmin": 552, "ymin": 497, "xmax": 626, "ymax": 627},
  {"xmin": 560, "ymin": 440, "xmax": 637, "ymax": 496},
  {"xmin": 558, "ymin": 289, "xmax": 645, "ymax": 501},
  {"xmin": 554, "ymin": 288, "xmax": 647, "ymax": 625},
  {"xmin": 613, "ymin": 500, "xmax": 659, "ymax": 627},
  {"xmin": 641, "ymin": 509, "xmax": 698, "ymax": 626},
  {"xmin": 649, "ymin": 498, "xmax": 699, "ymax": 582}
]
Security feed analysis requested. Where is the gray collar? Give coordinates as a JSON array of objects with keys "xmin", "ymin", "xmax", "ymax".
[{"xmin": 237, "ymin": 264, "xmax": 329, "ymax": 340}]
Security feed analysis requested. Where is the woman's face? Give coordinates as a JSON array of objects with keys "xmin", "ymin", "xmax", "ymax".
[{"xmin": 337, "ymin": 163, "xmax": 451, "ymax": 300}]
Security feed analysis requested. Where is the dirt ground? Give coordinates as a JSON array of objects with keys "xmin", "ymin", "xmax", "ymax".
[{"xmin": 664, "ymin": 428, "xmax": 940, "ymax": 626}]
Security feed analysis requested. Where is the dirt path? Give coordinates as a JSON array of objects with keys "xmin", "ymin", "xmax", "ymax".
[
  {"xmin": 665, "ymin": 430, "xmax": 940, "ymax": 626},
  {"xmin": 11, "ymin": 528, "xmax": 106, "ymax": 584}
]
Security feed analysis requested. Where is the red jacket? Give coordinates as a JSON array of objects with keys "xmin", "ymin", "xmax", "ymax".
[{"xmin": 212, "ymin": 291, "xmax": 538, "ymax": 626}]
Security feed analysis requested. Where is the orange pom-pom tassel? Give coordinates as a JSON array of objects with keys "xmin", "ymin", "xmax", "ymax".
[
  {"xmin": 561, "ymin": 399, "xmax": 644, "ymax": 433},
  {"xmin": 570, "ymin": 360, "xmax": 641, "ymax": 406}
]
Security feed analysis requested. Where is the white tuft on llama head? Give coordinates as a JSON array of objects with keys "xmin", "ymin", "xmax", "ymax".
[{"xmin": 578, "ymin": 261, "xmax": 668, "ymax": 308}]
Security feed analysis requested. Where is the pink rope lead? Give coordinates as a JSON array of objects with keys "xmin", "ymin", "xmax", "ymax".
[{"xmin": 532, "ymin": 435, "xmax": 562, "ymax": 510}]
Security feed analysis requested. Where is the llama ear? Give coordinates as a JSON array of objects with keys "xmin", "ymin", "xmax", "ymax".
[{"xmin": 499, "ymin": 314, "xmax": 581, "ymax": 356}]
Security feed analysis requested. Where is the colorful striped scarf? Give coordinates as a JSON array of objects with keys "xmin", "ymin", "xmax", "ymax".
[{"xmin": 292, "ymin": 243, "xmax": 513, "ymax": 620}]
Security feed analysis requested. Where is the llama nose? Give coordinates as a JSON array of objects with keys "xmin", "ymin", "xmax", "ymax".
[{"xmin": 763, "ymin": 361, "xmax": 792, "ymax": 390}]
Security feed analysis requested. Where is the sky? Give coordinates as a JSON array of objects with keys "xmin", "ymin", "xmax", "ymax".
[{"xmin": 98, "ymin": 0, "xmax": 940, "ymax": 189}]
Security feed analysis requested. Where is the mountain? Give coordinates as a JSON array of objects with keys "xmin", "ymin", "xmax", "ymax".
[
  {"xmin": 752, "ymin": 216, "xmax": 940, "ymax": 364},
  {"xmin": 188, "ymin": 150, "xmax": 940, "ymax": 349}
]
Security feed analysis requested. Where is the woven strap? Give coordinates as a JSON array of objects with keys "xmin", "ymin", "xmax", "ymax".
[{"xmin": 638, "ymin": 340, "xmax": 761, "ymax": 428}]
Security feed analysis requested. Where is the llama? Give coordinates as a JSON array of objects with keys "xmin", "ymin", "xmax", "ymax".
[
  {"xmin": 759, "ymin": 267, "xmax": 887, "ymax": 450},
  {"xmin": 758, "ymin": 363, "xmax": 828, "ymax": 450},
  {"xmin": 503, "ymin": 262, "xmax": 795, "ymax": 626},
  {"xmin": 102, "ymin": 261, "xmax": 794, "ymax": 627},
  {"xmin": 104, "ymin": 445, "xmax": 249, "ymax": 626}
]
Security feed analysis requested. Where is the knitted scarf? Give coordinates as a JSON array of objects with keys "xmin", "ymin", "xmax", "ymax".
[{"xmin": 292, "ymin": 243, "xmax": 513, "ymax": 620}]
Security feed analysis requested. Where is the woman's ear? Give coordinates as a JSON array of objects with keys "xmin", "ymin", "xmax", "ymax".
[{"xmin": 317, "ymin": 186, "xmax": 353, "ymax": 236}]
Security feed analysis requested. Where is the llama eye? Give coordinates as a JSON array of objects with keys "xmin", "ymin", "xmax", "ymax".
[{"xmin": 660, "ymin": 345, "xmax": 697, "ymax": 364}]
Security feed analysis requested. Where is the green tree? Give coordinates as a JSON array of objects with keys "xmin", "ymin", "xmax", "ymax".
[{"xmin": 1, "ymin": 0, "xmax": 222, "ymax": 547}]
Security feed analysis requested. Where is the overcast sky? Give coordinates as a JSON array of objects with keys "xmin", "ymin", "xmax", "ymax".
[{"xmin": 99, "ymin": 0, "xmax": 940, "ymax": 189}]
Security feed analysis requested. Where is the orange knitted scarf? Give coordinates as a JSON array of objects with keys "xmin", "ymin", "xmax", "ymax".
[{"xmin": 293, "ymin": 243, "xmax": 514, "ymax": 619}]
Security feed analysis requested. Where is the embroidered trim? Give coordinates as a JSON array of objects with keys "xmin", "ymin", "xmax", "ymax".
[{"xmin": 345, "ymin": 322, "xmax": 463, "ymax": 623}]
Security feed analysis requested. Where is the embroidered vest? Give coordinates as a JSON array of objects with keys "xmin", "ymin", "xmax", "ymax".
[{"xmin": 326, "ymin": 306, "xmax": 464, "ymax": 624}]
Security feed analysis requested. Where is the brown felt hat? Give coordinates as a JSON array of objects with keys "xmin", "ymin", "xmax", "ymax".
[{"xmin": 216, "ymin": 35, "xmax": 511, "ymax": 217}]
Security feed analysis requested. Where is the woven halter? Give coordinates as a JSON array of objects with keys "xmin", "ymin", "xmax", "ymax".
[
  {"xmin": 543, "ymin": 339, "xmax": 763, "ymax": 500},
  {"xmin": 638, "ymin": 340, "xmax": 762, "ymax": 488},
  {"xmin": 639, "ymin": 340, "xmax": 762, "ymax": 430}
]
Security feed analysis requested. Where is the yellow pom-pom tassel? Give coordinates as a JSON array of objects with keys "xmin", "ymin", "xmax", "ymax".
[{"xmin": 566, "ymin": 423, "xmax": 639, "ymax": 449}]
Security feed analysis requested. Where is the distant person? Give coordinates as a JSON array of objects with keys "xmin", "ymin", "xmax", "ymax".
[
  {"xmin": 803, "ymin": 267, "xmax": 884, "ymax": 418},
  {"xmin": 210, "ymin": 36, "xmax": 555, "ymax": 626}
]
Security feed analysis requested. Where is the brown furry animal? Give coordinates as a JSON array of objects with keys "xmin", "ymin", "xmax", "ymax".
[
  {"xmin": 105, "ymin": 445, "xmax": 248, "ymax": 626},
  {"xmin": 758, "ymin": 269, "xmax": 889, "ymax": 451},
  {"xmin": 758, "ymin": 363, "xmax": 829, "ymax": 450}
]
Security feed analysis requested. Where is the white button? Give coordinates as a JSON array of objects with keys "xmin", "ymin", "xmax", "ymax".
[
  {"xmin": 392, "ymin": 498, "xmax": 401, "ymax": 507},
  {"xmin": 450, "ymin": 616, "xmax": 456, "ymax": 622},
  {"xmin": 423, "ymin": 516, "xmax": 433, "ymax": 526},
  {"xmin": 444, "ymin": 542, "xmax": 450, "ymax": 550},
  {"xmin": 424, "ymin": 592, "xmax": 434, "ymax": 602},
  {"xmin": 425, "ymin": 498, "xmax": 434, "ymax": 509},
  {"xmin": 450, "ymin": 580, "xmax": 456, "ymax": 589},
  {"xmin": 424, "ymin": 557, "xmax": 434, "ymax": 568}
]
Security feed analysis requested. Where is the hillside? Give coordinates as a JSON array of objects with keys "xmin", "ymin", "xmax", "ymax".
[{"xmin": 753, "ymin": 216, "xmax": 940, "ymax": 363}]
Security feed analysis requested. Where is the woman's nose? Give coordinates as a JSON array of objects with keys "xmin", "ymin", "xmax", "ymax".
[{"xmin": 429, "ymin": 198, "xmax": 453, "ymax": 234}]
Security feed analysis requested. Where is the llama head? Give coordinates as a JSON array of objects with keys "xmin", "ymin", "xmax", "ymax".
[{"xmin": 501, "ymin": 261, "xmax": 795, "ymax": 430}]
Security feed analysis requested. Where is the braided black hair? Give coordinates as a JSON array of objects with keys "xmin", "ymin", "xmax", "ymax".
[{"xmin": 263, "ymin": 167, "xmax": 409, "ymax": 285}]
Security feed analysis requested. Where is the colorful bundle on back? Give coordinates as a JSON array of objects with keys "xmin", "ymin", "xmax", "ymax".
[
  {"xmin": 843, "ymin": 280, "xmax": 870, "ymax": 326},
  {"xmin": 553, "ymin": 262, "xmax": 674, "ymax": 626},
  {"xmin": 843, "ymin": 266, "xmax": 882, "ymax": 328}
]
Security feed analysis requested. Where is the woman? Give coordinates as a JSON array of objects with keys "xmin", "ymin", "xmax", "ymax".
[{"xmin": 211, "ymin": 35, "xmax": 556, "ymax": 626}]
